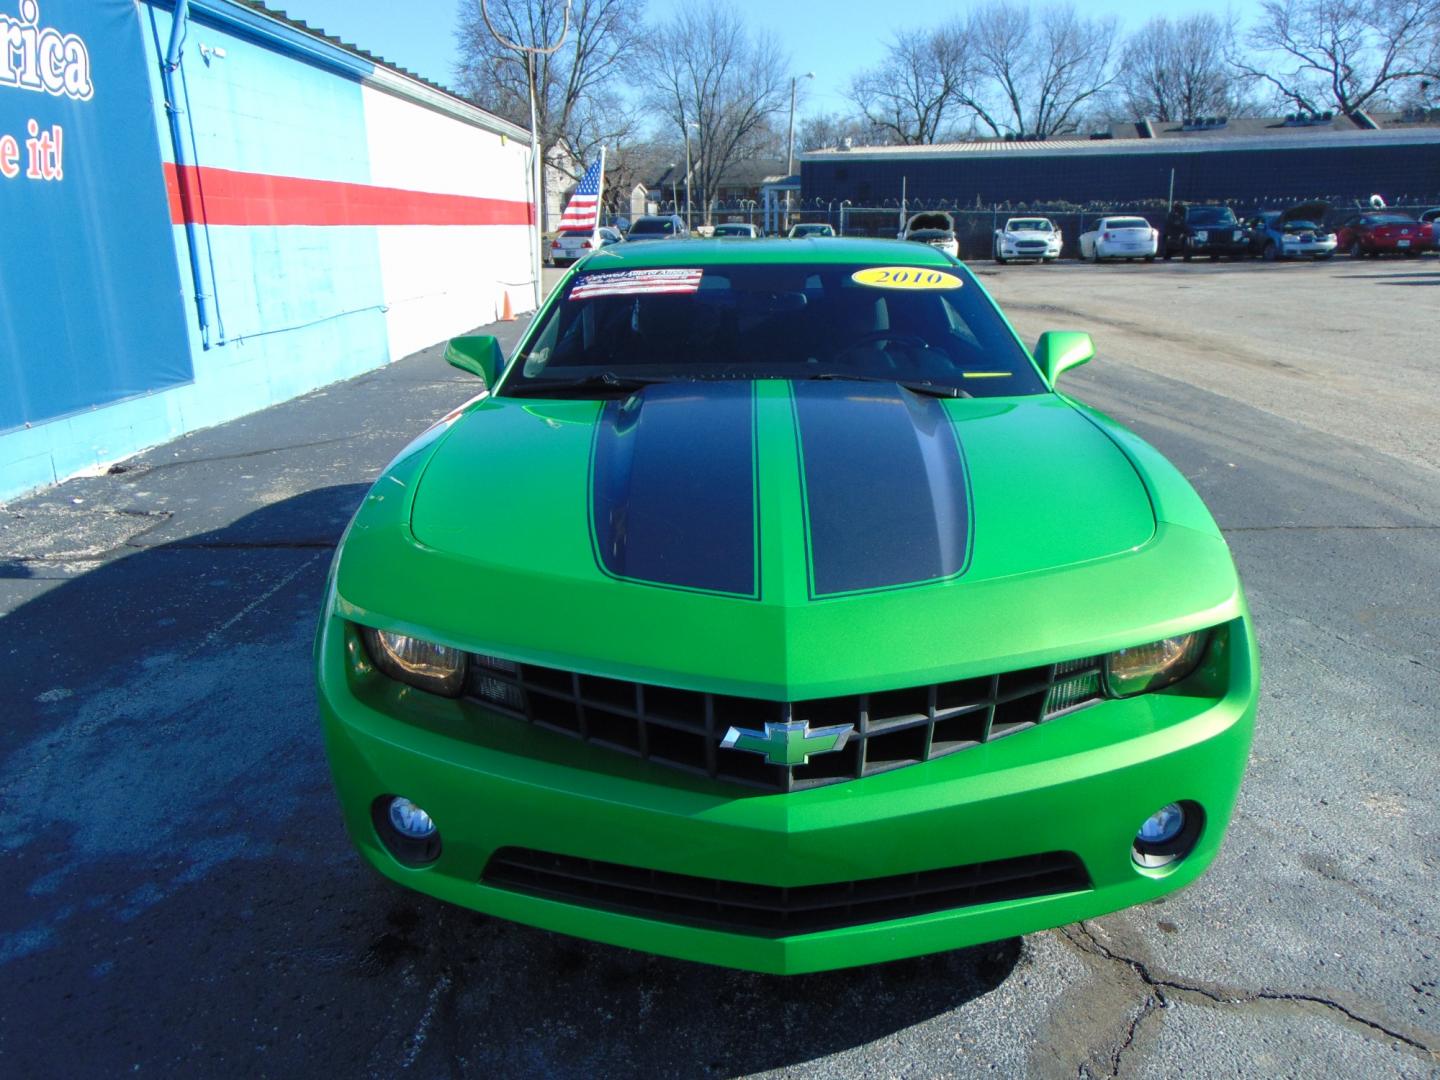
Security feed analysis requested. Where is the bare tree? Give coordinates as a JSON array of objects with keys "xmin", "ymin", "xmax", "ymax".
[
  {"xmin": 797, "ymin": 112, "xmax": 888, "ymax": 151},
  {"xmin": 1235, "ymin": 0, "xmax": 1440, "ymax": 115},
  {"xmin": 966, "ymin": 2, "xmax": 1120, "ymax": 137},
  {"xmin": 602, "ymin": 137, "xmax": 674, "ymax": 218},
  {"xmin": 847, "ymin": 25, "xmax": 976, "ymax": 144},
  {"xmin": 1115, "ymin": 14, "xmax": 1251, "ymax": 120},
  {"xmin": 454, "ymin": 0, "xmax": 636, "ymax": 222},
  {"xmin": 636, "ymin": 2, "xmax": 790, "ymax": 224}
]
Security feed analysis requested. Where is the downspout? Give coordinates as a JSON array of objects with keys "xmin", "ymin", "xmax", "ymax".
[{"xmin": 160, "ymin": 0, "xmax": 215, "ymax": 349}]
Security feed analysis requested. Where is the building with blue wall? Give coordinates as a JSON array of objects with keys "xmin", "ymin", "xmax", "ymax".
[
  {"xmin": 803, "ymin": 117, "xmax": 1440, "ymax": 212},
  {"xmin": 0, "ymin": 0, "xmax": 535, "ymax": 502}
]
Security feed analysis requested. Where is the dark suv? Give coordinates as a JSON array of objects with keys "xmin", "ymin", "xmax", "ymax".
[{"xmin": 1163, "ymin": 204, "xmax": 1249, "ymax": 261}]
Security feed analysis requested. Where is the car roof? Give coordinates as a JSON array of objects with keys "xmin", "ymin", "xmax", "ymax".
[{"xmin": 575, "ymin": 237, "xmax": 957, "ymax": 268}]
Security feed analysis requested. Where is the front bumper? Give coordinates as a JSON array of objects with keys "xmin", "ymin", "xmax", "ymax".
[
  {"xmin": 1186, "ymin": 236, "xmax": 1248, "ymax": 255},
  {"xmin": 317, "ymin": 613, "xmax": 1258, "ymax": 974},
  {"xmin": 999, "ymin": 242, "xmax": 1060, "ymax": 260},
  {"xmin": 1281, "ymin": 239, "xmax": 1337, "ymax": 257}
]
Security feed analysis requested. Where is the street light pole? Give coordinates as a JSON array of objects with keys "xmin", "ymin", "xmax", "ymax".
[
  {"xmin": 480, "ymin": 1, "xmax": 571, "ymax": 312},
  {"xmin": 785, "ymin": 71, "xmax": 813, "ymax": 235}
]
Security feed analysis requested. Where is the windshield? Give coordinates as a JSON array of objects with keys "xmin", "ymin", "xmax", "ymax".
[
  {"xmin": 630, "ymin": 219, "xmax": 676, "ymax": 235},
  {"xmin": 908, "ymin": 229, "xmax": 954, "ymax": 240},
  {"xmin": 1187, "ymin": 207, "xmax": 1237, "ymax": 226},
  {"xmin": 1283, "ymin": 220, "xmax": 1321, "ymax": 232},
  {"xmin": 502, "ymin": 262, "xmax": 1045, "ymax": 399},
  {"xmin": 1366, "ymin": 214, "xmax": 1416, "ymax": 225},
  {"xmin": 1107, "ymin": 218, "xmax": 1150, "ymax": 230},
  {"xmin": 714, "ymin": 225, "xmax": 753, "ymax": 236},
  {"xmin": 792, "ymin": 225, "xmax": 833, "ymax": 236},
  {"xmin": 1008, "ymin": 219, "xmax": 1052, "ymax": 232}
]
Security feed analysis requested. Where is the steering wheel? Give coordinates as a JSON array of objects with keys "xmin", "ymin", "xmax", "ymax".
[{"xmin": 833, "ymin": 331, "xmax": 931, "ymax": 362}]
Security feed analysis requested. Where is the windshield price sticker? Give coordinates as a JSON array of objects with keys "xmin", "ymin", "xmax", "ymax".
[
  {"xmin": 570, "ymin": 268, "xmax": 703, "ymax": 300},
  {"xmin": 852, "ymin": 267, "xmax": 962, "ymax": 290}
]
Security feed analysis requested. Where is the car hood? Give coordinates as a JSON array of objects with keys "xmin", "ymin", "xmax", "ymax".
[
  {"xmin": 336, "ymin": 382, "xmax": 1238, "ymax": 697},
  {"xmin": 1002, "ymin": 230, "xmax": 1056, "ymax": 240},
  {"xmin": 411, "ymin": 381, "xmax": 1152, "ymax": 588},
  {"xmin": 1281, "ymin": 201, "xmax": 1329, "ymax": 225}
]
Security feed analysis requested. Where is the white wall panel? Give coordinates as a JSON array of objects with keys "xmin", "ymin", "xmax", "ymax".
[
  {"xmin": 375, "ymin": 225, "xmax": 534, "ymax": 361},
  {"xmin": 361, "ymin": 84, "xmax": 531, "ymax": 201},
  {"xmin": 360, "ymin": 83, "xmax": 537, "ymax": 357}
]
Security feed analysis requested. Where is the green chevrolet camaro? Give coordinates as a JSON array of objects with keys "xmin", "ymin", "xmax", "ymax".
[{"xmin": 315, "ymin": 239, "xmax": 1258, "ymax": 974}]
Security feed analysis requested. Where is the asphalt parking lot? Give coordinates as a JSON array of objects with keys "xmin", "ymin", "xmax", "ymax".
[{"xmin": 2, "ymin": 257, "xmax": 1438, "ymax": 1078}]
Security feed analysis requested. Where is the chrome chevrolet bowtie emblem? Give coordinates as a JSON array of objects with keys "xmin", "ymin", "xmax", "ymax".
[{"xmin": 720, "ymin": 720, "xmax": 854, "ymax": 767}]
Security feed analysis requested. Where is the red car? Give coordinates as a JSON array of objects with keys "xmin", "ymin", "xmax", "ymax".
[{"xmin": 1335, "ymin": 213, "xmax": 1433, "ymax": 257}]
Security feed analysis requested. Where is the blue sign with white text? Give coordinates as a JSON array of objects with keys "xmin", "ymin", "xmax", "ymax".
[{"xmin": 0, "ymin": 0, "xmax": 191, "ymax": 433}]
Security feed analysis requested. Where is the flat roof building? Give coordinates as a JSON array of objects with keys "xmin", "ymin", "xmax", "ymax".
[{"xmin": 801, "ymin": 112, "xmax": 1440, "ymax": 211}]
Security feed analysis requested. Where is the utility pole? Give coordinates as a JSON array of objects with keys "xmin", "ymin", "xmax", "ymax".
[
  {"xmin": 786, "ymin": 71, "xmax": 814, "ymax": 234},
  {"xmin": 480, "ymin": 1, "xmax": 571, "ymax": 311},
  {"xmin": 683, "ymin": 119, "xmax": 697, "ymax": 231}
]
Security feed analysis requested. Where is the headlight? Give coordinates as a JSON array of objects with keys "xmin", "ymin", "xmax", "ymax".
[
  {"xmin": 361, "ymin": 626, "xmax": 467, "ymax": 697},
  {"xmin": 1104, "ymin": 631, "xmax": 1209, "ymax": 697}
]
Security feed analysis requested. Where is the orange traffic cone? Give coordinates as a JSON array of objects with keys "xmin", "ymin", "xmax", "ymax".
[{"xmin": 500, "ymin": 291, "xmax": 515, "ymax": 322}]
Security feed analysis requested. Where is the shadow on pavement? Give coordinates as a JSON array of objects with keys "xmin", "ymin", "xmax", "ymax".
[{"xmin": 0, "ymin": 486, "xmax": 1022, "ymax": 1078}]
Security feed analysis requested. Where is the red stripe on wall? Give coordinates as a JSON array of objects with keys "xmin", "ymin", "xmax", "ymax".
[{"xmin": 164, "ymin": 164, "xmax": 533, "ymax": 227}]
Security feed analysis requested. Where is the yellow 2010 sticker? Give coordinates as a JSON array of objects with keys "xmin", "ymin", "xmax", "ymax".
[{"xmin": 851, "ymin": 266, "xmax": 963, "ymax": 290}]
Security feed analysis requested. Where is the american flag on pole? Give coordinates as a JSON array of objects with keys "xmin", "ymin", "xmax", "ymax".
[{"xmin": 557, "ymin": 150, "xmax": 605, "ymax": 231}]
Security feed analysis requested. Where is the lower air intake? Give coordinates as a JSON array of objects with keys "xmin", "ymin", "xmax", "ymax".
[{"xmin": 482, "ymin": 847, "xmax": 1091, "ymax": 937}]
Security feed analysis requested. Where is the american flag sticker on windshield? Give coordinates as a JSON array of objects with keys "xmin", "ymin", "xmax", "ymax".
[{"xmin": 570, "ymin": 269, "xmax": 704, "ymax": 300}]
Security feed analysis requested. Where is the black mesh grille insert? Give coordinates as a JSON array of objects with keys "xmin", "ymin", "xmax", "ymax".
[
  {"xmin": 465, "ymin": 653, "xmax": 1102, "ymax": 792},
  {"xmin": 482, "ymin": 848, "xmax": 1091, "ymax": 937}
]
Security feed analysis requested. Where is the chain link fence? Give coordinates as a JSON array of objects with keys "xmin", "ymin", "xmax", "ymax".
[
  {"xmin": 788, "ymin": 197, "xmax": 1440, "ymax": 260},
  {"xmin": 596, "ymin": 195, "xmax": 1440, "ymax": 257}
]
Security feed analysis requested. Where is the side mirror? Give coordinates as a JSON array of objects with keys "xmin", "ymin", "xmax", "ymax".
[
  {"xmin": 1033, "ymin": 331, "xmax": 1095, "ymax": 387},
  {"xmin": 444, "ymin": 335, "xmax": 505, "ymax": 388}
]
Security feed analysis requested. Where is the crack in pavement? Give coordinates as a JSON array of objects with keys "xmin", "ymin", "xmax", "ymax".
[
  {"xmin": 104, "ymin": 434, "xmax": 364, "ymax": 477},
  {"xmin": 126, "ymin": 539, "xmax": 339, "ymax": 551},
  {"xmin": 1222, "ymin": 524, "xmax": 1440, "ymax": 532},
  {"xmin": 4, "ymin": 539, "xmax": 337, "ymax": 562},
  {"xmin": 1079, "ymin": 993, "xmax": 1166, "ymax": 1080},
  {"xmin": 1060, "ymin": 923, "xmax": 1438, "ymax": 1070},
  {"xmin": 1251, "ymin": 594, "xmax": 1440, "ymax": 678}
]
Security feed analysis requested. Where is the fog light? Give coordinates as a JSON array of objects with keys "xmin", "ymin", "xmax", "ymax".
[
  {"xmin": 389, "ymin": 797, "xmax": 437, "ymax": 839},
  {"xmin": 373, "ymin": 795, "xmax": 442, "ymax": 866},
  {"xmin": 1132, "ymin": 800, "xmax": 1202, "ymax": 870},
  {"xmin": 1138, "ymin": 803, "xmax": 1184, "ymax": 844}
]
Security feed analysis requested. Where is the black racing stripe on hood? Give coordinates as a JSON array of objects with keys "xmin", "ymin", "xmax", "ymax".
[
  {"xmin": 792, "ymin": 381, "xmax": 971, "ymax": 598},
  {"xmin": 590, "ymin": 382, "xmax": 758, "ymax": 598}
]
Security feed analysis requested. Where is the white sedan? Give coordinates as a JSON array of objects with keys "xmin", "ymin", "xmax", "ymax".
[
  {"xmin": 993, "ymin": 217, "xmax": 1062, "ymax": 263},
  {"xmin": 1079, "ymin": 217, "xmax": 1159, "ymax": 262}
]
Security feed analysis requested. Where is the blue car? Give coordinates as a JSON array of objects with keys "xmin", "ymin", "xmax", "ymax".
[{"xmin": 1245, "ymin": 202, "xmax": 1337, "ymax": 261}]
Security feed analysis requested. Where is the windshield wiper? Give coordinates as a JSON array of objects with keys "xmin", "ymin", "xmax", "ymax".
[
  {"xmin": 807, "ymin": 373, "xmax": 973, "ymax": 399},
  {"xmin": 504, "ymin": 372, "xmax": 673, "ymax": 398}
]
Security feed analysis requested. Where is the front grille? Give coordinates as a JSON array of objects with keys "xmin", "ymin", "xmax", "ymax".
[
  {"xmin": 483, "ymin": 847, "xmax": 1090, "ymax": 937},
  {"xmin": 464, "ymin": 653, "xmax": 1102, "ymax": 793}
]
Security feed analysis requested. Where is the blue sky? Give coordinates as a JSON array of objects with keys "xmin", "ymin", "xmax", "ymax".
[{"xmin": 275, "ymin": 0, "xmax": 1252, "ymax": 114}]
